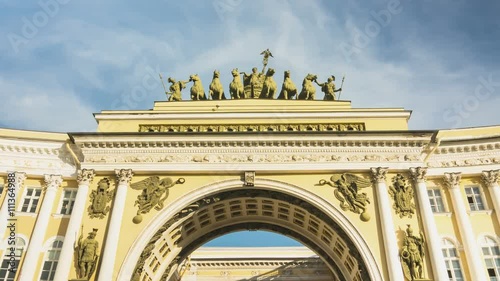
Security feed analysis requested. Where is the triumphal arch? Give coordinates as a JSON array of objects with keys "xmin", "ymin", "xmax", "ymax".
[{"xmin": 1, "ymin": 52, "xmax": 500, "ymax": 281}]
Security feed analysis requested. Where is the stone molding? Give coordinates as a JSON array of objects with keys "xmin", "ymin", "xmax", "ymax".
[{"xmin": 410, "ymin": 167, "xmax": 427, "ymax": 183}]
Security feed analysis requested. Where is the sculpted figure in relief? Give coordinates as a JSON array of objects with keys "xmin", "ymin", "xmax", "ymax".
[
  {"xmin": 88, "ymin": 178, "xmax": 113, "ymax": 219},
  {"xmin": 130, "ymin": 176, "xmax": 186, "ymax": 223},
  {"xmin": 241, "ymin": 67, "xmax": 265, "ymax": 98},
  {"xmin": 400, "ymin": 225, "xmax": 426, "ymax": 281},
  {"xmin": 76, "ymin": 228, "xmax": 99, "ymax": 280},
  {"xmin": 389, "ymin": 174, "xmax": 416, "ymax": 218},
  {"xmin": 318, "ymin": 173, "xmax": 372, "ymax": 221}
]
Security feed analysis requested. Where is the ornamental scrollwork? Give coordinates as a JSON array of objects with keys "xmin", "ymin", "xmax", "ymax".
[
  {"xmin": 318, "ymin": 173, "xmax": 372, "ymax": 221},
  {"xmin": 88, "ymin": 178, "xmax": 114, "ymax": 219},
  {"xmin": 130, "ymin": 176, "xmax": 186, "ymax": 224},
  {"xmin": 389, "ymin": 174, "xmax": 415, "ymax": 218},
  {"xmin": 400, "ymin": 225, "xmax": 426, "ymax": 281}
]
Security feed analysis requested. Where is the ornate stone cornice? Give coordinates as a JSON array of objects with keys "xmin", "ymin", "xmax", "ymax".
[
  {"xmin": 44, "ymin": 174, "xmax": 63, "ymax": 191},
  {"xmin": 426, "ymin": 140, "xmax": 500, "ymax": 168},
  {"xmin": 139, "ymin": 123, "xmax": 366, "ymax": 133},
  {"xmin": 443, "ymin": 172, "xmax": 461, "ymax": 189},
  {"xmin": 370, "ymin": 167, "xmax": 388, "ymax": 183},
  {"xmin": 482, "ymin": 170, "xmax": 500, "ymax": 187},
  {"xmin": 115, "ymin": 169, "xmax": 133, "ymax": 185},
  {"xmin": 77, "ymin": 169, "xmax": 95, "ymax": 185},
  {"xmin": 409, "ymin": 167, "xmax": 427, "ymax": 183}
]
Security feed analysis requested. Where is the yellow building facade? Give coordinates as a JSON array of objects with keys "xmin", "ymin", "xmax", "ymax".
[{"xmin": 0, "ymin": 99, "xmax": 499, "ymax": 281}]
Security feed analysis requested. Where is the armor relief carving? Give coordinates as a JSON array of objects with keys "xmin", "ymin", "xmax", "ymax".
[
  {"xmin": 88, "ymin": 178, "xmax": 114, "ymax": 219},
  {"xmin": 130, "ymin": 176, "xmax": 186, "ymax": 224},
  {"xmin": 318, "ymin": 173, "xmax": 372, "ymax": 221},
  {"xmin": 389, "ymin": 174, "xmax": 416, "ymax": 218}
]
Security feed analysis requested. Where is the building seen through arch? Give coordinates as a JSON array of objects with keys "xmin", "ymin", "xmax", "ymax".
[{"xmin": 0, "ymin": 82, "xmax": 500, "ymax": 280}]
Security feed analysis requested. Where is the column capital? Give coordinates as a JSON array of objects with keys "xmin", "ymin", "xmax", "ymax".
[
  {"xmin": 410, "ymin": 167, "xmax": 427, "ymax": 183},
  {"xmin": 444, "ymin": 172, "xmax": 462, "ymax": 189},
  {"xmin": 44, "ymin": 174, "xmax": 63, "ymax": 191},
  {"xmin": 77, "ymin": 169, "xmax": 95, "ymax": 186},
  {"xmin": 482, "ymin": 170, "xmax": 500, "ymax": 187},
  {"xmin": 370, "ymin": 167, "xmax": 388, "ymax": 183},
  {"xmin": 12, "ymin": 172, "xmax": 27, "ymax": 186},
  {"xmin": 115, "ymin": 169, "xmax": 133, "ymax": 185}
]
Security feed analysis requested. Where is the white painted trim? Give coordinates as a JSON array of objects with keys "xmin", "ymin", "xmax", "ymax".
[{"xmin": 117, "ymin": 179, "xmax": 384, "ymax": 281}]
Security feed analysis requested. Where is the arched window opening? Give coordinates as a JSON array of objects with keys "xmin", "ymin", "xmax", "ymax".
[
  {"xmin": 480, "ymin": 236, "xmax": 500, "ymax": 281},
  {"xmin": 441, "ymin": 238, "xmax": 464, "ymax": 281},
  {"xmin": 0, "ymin": 237, "xmax": 26, "ymax": 281},
  {"xmin": 39, "ymin": 239, "xmax": 63, "ymax": 281}
]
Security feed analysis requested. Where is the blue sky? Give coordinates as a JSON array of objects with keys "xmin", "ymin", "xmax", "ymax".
[{"xmin": 1, "ymin": 0, "xmax": 499, "ymax": 246}]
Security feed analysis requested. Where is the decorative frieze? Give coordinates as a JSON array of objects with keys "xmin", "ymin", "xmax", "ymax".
[{"xmin": 139, "ymin": 123, "xmax": 366, "ymax": 133}]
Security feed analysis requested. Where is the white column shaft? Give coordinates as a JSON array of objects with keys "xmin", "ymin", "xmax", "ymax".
[
  {"xmin": 414, "ymin": 181, "xmax": 449, "ymax": 281},
  {"xmin": 98, "ymin": 182, "xmax": 128, "ymax": 280},
  {"xmin": 0, "ymin": 172, "xmax": 24, "ymax": 243},
  {"xmin": 374, "ymin": 180, "xmax": 405, "ymax": 281},
  {"xmin": 18, "ymin": 176, "xmax": 61, "ymax": 281},
  {"xmin": 53, "ymin": 184, "xmax": 90, "ymax": 280},
  {"xmin": 488, "ymin": 183, "xmax": 500, "ymax": 226},
  {"xmin": 448, "ymin": 186, "xmax": 487, "ymax": 280}
]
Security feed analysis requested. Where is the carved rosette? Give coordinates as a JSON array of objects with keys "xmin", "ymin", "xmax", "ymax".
[
  {"xmin": 389, "ymin": 174, "xmax": 416, "ymax": 218},
  {"xmin": 370, "ymin": 167, "xmax": 388, "ymax": 183},
  {"xmin": 115, "ymin": 169, "xmax": 133, "ymax": 185},
  {"xmin": 77, "ymin": 168, "xmax": 95, "ymax": 186},
  {"xmin": 44, "ymin": 174, "xmax": 63, "ymax": 191},
  {"xmin": 409, "ymin": 167, "xmax": 427, "ymax": 183},
  {"xmin": 482, "ymin": 170, "xmax": 500, "ymax": 187},
  {"xmin": 443, "ymin": 172, "xmax": 462, "ymax": 189}
]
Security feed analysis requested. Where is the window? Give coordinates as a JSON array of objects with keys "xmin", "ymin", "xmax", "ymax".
[
  {"xmin": 0, "ymin": 237, "xmax": 26, "ymax": 281},
  {"xmin": 428, "ymin": 188, "xmax": 445, "ymax": 213},
  {"xmin": 20, "ymin": 188, "xmax": 42, "ymax": 213},
  {"xmin": 481, "ymin": 236, "xmax": 500, "ymax": 281},
  {"xmin": 465, "ymin": 186, "xmax": 485, "ymax": 211},
  {"xmin": 39, "ymin": 239, "xmax": 63, "ymax": 281},
  {"xmin": 442, "ymin": 238, "xmax": 464, "ymax": 281},
  {"xmin": 59, "ymin": 189, "xmax": 77, "ymax": 215}
]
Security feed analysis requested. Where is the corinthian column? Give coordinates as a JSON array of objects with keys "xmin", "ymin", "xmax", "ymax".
[
  {"xmin": 444, "ymin": 172, "xmax": 487, "ymax": 280},
  {"xmin": 98, "ymin": 169, "xmax": 133, "ymax": 281},
  {"xmin": 0, "ymin": 172, "xmax": 26, "ymax": 243},
  {"xmin": 19, "ymin": 174, "xmax": 63, "ymax": 281},
  {"xmin": 370, "ymin": 167, "xmax": 405, "ymax": 281},
  {"xmin": 410, "ymin": 167, "xmax": 448, "ymax": 281},
  {"xmin": 53, "ymin": 169, "xmax": 95, "ymax": 281},
  {"xmin": 482, "ymin": 170, "xmax": 500, "ymax": 225}
]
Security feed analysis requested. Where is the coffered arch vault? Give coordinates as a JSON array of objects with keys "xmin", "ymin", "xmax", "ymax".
[{"xmin": 118, "ymin": 179, "xmax": 383, "ymax": 281}]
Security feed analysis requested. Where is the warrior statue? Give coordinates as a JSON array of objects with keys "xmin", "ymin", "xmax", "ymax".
[
  {"xmin": 315, "ymin": 75, "xmax": 342, "ymax": 101},
  {"xmin": 166, "ymin": 77, "xmax": 188, "ymax": 101},
  {"xmin": 76, "ymin": 228, "xmax": 99, "ymax": 280},
  {"xmin": 400, "ymin": 225, "xmax": 426, "ymax": 280}
]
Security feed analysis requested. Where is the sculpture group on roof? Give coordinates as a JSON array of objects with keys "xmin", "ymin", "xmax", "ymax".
[{"xmin": 159, "ymin": 49, "xmax": 343, "ymax": 101}]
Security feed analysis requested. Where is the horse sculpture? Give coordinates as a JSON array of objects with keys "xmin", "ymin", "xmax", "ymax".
[
  {"xmin": 189, "ymin": 74, "xmax": 206, "ymax": 101},
  {"xmin": 209, "ymin": 70, "xmax": 225, "ymax": 100},
  {"xmin": 298, "ymin": 73, "xmax": 317, "ymax": 100},
  {"xmin": 260, "ymin": 68, "xmax": 277, "ymax": 99},
  {"xmin": 277, "ymin": 70, "xmax": 298, "ymax": 100},
  {"xmin": 229, "ymin": 68, "xmax": 244, "ymax": 99}
]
